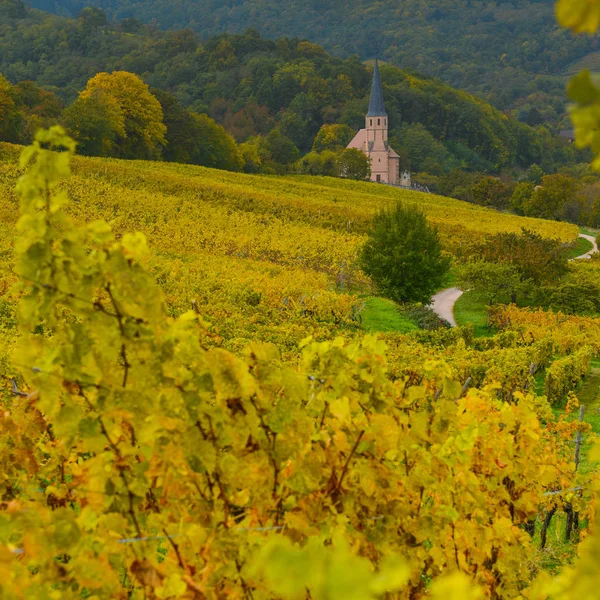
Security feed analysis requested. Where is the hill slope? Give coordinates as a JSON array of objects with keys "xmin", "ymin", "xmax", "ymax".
[
  {"xmin": 0, "ymin": 4, "xmax": 582, "ymax": 174},
  {"xmin": 0, "ymin": 142, "xmax": 578, "ymax": 350},
  {"xmin": 25, "ymin": 0, "xmax": 599, "ymax": 118}
]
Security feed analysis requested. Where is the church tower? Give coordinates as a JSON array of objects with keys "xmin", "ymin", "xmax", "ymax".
[
  {"xmin": 346, "ymin": 59, "xmax": 401, "ymax": 185},
  {"xmin": 365, "ymin": 59, "xmax": 388, "ymax": 148}
]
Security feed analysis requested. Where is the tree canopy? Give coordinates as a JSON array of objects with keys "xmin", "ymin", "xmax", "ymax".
[{"xmin": 359, "ymin": 203, "xmax": 451, "ymax": 304}]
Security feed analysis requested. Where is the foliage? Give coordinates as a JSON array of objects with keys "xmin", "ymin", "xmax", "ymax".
[
  {"xmin": 1, "ymin": 128, "xmax": 595, "ymax": 599},
  {"xmin": 545, "ymin": 347, "xmax": 593, "ymax": 406},
  {"xmin": 510, "ymin": 181, "xmax": 535, "ymax": 215},
  {"xmin": 336, "ymin": 148, "xmax": 370, "ymax": 180},
  {"xmin": 359, "ymin": 202, "xmax": 451, "ymax": 304},
  {"xmin": 78, "ymin": 71, "xmax": 167, "ymax": 159},
  {"xmin": 523, "ymin": 174, "xmax": 581, "ymax": 221},
  {"xmin": 27, "ymin": 0, "xmax": 600, "ymax": 123},
  {"xmin": 470, "ymin": 176, "xmax": 512, "ymax": 210},
  {"xmin": 456, "ymin": 260, "xmax": 524, "ymax": 305},
  {"xmin": 0, "ymin": 11, "xmax": 587, "ymax": 174},
  {"xmin": 312, "ymin": 124, "xmax": 355, "ymax": 153},
  {"xmin": 473, "ymin": 228, "xmax": 570, "ymax": 295}
]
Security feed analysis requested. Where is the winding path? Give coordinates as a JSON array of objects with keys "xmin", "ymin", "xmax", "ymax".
[
  {"xmin": 430, "ymin": 233, "xmax": 598, "ymax": 327},
  {"xmin": 576, "ymin": 233, "xmax": 598, "ymax": 259}
]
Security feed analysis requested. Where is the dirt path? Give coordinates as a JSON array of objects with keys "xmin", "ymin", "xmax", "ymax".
[
  {"xmin": 574, "ymin": 233, "xmax": 598, "ymax": 260},
  {"xmin": 430, "ymin": 233, "xmax": 598, "ymax": 327},
  {"xmin": 430, "ymin": 287, "xmax": 464, "ymax": 327}
]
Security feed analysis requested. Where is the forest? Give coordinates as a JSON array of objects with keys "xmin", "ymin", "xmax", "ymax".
[
  {"xmin": 0, "ymin": 0, "xmax": 587, "ymax": 179},
  {"xmin": 25, "ymin": 0, "xmax": 600, "ymax": 124}
]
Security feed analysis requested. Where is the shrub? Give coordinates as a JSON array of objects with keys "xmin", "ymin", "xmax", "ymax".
[{"xmin": 359, "ymin": 202, "xmax": 451, "ymax": 304}]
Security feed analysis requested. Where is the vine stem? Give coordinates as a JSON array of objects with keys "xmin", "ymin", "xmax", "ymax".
[{"xmin": 337, "ymin": 430, "xmax": 364, "ymax": 493}]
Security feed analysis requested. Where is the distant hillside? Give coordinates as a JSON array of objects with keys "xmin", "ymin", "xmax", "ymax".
[
  {"xmin": 25, "ymin": 0, "xmax": 600, "ymax": 121},
  {"xmin": 0, "ymin": 1, "xmax": 583, "ymax": 175}
]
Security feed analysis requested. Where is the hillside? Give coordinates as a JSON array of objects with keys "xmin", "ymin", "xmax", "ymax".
[
  {"xmin": 0, "ymin": 141, "xmax": 578, "ymax": 352},
  {"xmin": 0, "ymin": 3, "xmax": 584, "ymax": 175},
  {"xmin": 25, "ymin": 0, "xmax": 599, "ymax": 120},
  {"xmin": 2, "ymin": 137, "xmax": 599, "ymax": 597}
]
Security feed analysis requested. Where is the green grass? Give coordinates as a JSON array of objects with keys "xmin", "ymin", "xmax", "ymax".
[
  {"xmin": 438, "ymin": 268, "xmax": 457, "ymax": 290},
  {"xmin": 579, "ymin": 226, "xmax": 599, "ymax": 237},
  {"xmin": 566, "ymin": 236, "xmax": 593, "ymax": 259},
  {"xmin": 453, "ymin": 291, "xmax": 494, "ymax": 337},
  {"xmin": 360, "ymin": 297, "xmax": 418, "ymax": 333}
]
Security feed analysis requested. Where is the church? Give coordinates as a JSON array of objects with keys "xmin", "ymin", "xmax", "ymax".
[{"xmin": 347, "ymin": 59, "xmax": 408, "ymax": 186}]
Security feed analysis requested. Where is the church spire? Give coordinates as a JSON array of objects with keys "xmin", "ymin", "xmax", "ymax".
[{"xmin": 367, "ymin": 58, "xmax": 387, "ymax": 117}]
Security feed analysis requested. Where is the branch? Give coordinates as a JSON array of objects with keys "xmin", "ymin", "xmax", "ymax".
[{"xmin": 336, "ymin": 430, "xmax": 364, "ymax": 493}]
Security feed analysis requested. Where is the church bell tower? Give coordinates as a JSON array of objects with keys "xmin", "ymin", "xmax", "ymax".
[{"xmin": 365, "ymin": 59, "xmax": 388, "ymax": 147}]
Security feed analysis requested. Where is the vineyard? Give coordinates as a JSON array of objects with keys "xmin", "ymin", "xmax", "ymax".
[{"xmin": 0, "ymin": 131, "xmax": 599, "ymax": 598}]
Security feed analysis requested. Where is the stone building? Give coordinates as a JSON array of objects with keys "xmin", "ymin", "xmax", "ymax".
[{"xmin": 347, "ymin": 59, "xmax": 403, "ymax": 185}]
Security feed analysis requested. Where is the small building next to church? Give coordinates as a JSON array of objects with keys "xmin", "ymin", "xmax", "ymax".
[{"xmin": 347, "ymin": 59, "xmax": 405, "ymax": 185}]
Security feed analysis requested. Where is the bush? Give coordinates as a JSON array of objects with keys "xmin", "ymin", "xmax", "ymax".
[{"xmin": 359, "ymin": 202, "xmax": 451, "ymax": 304}]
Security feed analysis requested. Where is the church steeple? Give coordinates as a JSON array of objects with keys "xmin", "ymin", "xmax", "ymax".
[{"xmin": 367, "ymin": 59, "xmax": 387, "ymax": 117}]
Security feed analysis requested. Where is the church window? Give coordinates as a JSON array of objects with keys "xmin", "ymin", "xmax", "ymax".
[
  {"xmin": 377, "ymin": 118, "xmax": 381, "ymax": 126},
  {"xmin": 376, "ymin": 175, "xmax": 381, "ymax": 182},
  {"xmin": 370, "ymin": 119, "xmax": 372, "ymax": 126}
]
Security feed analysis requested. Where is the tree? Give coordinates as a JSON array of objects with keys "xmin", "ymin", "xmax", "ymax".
[
  {"xmin": 359, "ymin": 202, "xmax": 451, "ymax": 304},
  {"xmin": 525, "ymin": 163, "xmax": 544, "ymax": 185},
  {"xmin": 476, "ymin": 228, "xmax": 569, "ymax": 300},
  {"xmin": 471, "ymin": 176, "xmax": 511, "ymax": 209},
  {"xmin": 456, "ymin": 260, "xmax": 525, "ymax": 305},
  {"xmin": 78, "ymin": 71, "xmax": 166, "ymax": 159},
  {"xmin": 523, "ymin": 174, "xmax": 579, "ymax": 220},
  {"xmin": 336, "ymin": 148, "xmax": 370, "ymax": 180},
  {"xmin": 152, "ymin": 89, "xmax": 199, "ymax": 164},
  {"xmin": 63, "ymin": 95, "xmax": 122, "ymax": 156},
  {"xmin": 189, "ymin": 113, "xmax": 244, "ymax": 171},
  {"xmin": 0, "ymin": 73, "xmax": 21, "ymax": 142},
  {"xmin": 296, "ymin": 150, "xmax": 338, "ymax": 176},
  {"xmin": 264, "ymin": 129, "xmax": 299, "ymax": 166},
  {"xmin": 510, "ymin": 181, "xmax": 534, "ymax": 214},
  {"xmin": 312, "ymin": 124, "xmax": 355, "ymax": 152}
]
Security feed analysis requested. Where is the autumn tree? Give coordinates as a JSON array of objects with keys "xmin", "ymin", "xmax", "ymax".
[
  {"xmin": 77, "ymin": 71, "xmax": 166, "ymax": 159},
  {"xmin": 336, "ymin": 147, "xmax": 370, "ymax": 180},
  {"xmin": 312, "ymin": 123, "xmax": 355, "ymax": 152}
]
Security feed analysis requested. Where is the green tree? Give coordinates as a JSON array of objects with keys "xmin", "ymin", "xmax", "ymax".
[
  {"xmin": 523, "ymin": 174, "xmax": 579, "ymax": 220},
  {"xmin": 471, "ymin": 176, "xmax": 511, "ymax": 209},
  {"xmin": 189, "ymin": 113, "xmax": 244, "ymax": 171},
  {"xmin": 510, "ymin": 181, "xmax": 535, "ymax": 214},
  {"xmin": 476, "ymin": 228, "xmax": 569, "ymax": 300},
  {"xmin": 63, "ymin": 95, "xmax": 122, "ymax": 156},
  {"xmin": 456, "ymin": 260, "xmax": 525, "ymax": 305},
  {"xmin": 264, "ymin": 128, "xmax": 300, "ymax": 166},
  {"xmin": 0, "ymin": 73, "xmax": 21, "ymax": 142},
  {"xmin": 336, "ymin": 148, "xmax": 370, "ymax": 180},
  {"xmin": 359, "ymin": 202, "xmax": 451, "ymax": 304},
  {"xmin": 152, "ymin": 89, "xmax": 200, "ymax": 163},
  {"xmin": 525, "ymin": 163, "xmax": 544, "ymax": 185},
  {"xmin": 296, "ymin": 150, "xmax": 338, "ymax": 176}
]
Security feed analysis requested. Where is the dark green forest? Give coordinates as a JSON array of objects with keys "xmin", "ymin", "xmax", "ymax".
[
  {"xmin": 0, "ymin": 0, "xmax": 585, "ymax": 178},
  {"xmin": 25, "ymin": 0, "xmax": 600, "ymax": 122}
]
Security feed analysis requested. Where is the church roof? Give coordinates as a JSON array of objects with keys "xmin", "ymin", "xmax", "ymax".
[{"xmin": 367, "ymin": 59, "xmax": 387, "ymax": 117}]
